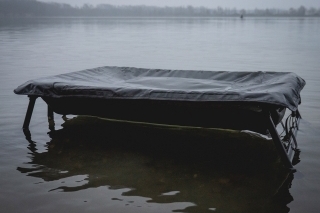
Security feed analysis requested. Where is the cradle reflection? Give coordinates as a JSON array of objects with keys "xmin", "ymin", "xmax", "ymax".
[{"xmin": 19, "ymin": 116, "xmax": 296, "ymax": 213}]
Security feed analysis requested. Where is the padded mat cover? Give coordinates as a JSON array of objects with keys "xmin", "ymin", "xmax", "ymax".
[{"xmin": 14, "ymin": 66, "xmax": 306, "ymax": 111}]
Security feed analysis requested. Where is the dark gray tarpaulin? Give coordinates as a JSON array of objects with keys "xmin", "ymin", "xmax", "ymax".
[{"xmin": 14, "ymin": 66, "xmax": 305, "ymax": 111}]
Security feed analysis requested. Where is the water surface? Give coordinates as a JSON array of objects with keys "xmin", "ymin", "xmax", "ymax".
[{"xmin": 0, "ymin": 17, "xmax": 320, "ymax": 213}]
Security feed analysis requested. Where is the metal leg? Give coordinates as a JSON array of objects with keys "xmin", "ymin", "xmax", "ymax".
[
  {"xmin": 48, "ymin": 105, "xmax": 54, "ymax": 121},
  {"xmin": 47, "ymin": 105, "xmax": 55, "ymax": 131},
  {"xmin": 23, "ymin": 96, "xmax": 38, "ymax": 129},
  {"xmin": 22, "ymin": 128, "xmax": 37, "ymax": 153},
  {"xmin": 264, "ymin": 111, "xmax": 295, "ymax": 171}
]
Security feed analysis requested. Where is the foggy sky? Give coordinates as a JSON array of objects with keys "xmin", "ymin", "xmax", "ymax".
[{"xmin": 39, "ymin": 0, "xmax": 319, "ymax": 9}]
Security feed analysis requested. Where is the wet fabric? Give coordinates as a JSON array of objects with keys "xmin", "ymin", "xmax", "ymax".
[{"xmin": 14, "ymin": 66, "xmax": 305, "ymax": 111}]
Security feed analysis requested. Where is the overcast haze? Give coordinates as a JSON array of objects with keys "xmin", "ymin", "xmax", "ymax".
[{"xmin": 39, "ymin": 0, "xmax": 319, "ymax": 9}]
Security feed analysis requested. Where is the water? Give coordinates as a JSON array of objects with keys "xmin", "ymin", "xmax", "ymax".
[{"xmin": 0, "ymin": 17, "xmax": 320, "ymax": 213}]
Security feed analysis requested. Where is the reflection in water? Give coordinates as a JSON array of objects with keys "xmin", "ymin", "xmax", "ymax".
[{"xmin": 18, "ymin": 116, "xmax": 296, "ymax": 213}]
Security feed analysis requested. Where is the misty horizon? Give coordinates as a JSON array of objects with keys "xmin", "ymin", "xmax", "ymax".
[
  {"xmin": 0, "ymin": 0, "xmax": 320, "ymax": 10},
  {"xmin": 36, "ymin": 0, "xmax": 320, "ymax": 10},
  {"xmin": 1, "ymin": 0, "xmax": 319, "ymax": 17}
]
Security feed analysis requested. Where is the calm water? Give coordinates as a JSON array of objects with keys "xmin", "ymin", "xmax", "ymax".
[{"xmin": 0, "ymin": 17, "xmax": 320, "ymax": 213}]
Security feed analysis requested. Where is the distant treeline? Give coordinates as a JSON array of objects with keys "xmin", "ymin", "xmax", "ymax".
[{"xmin": 1, "ymin": 0, "xmax": 320, "ymax": 17}]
